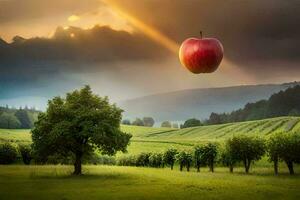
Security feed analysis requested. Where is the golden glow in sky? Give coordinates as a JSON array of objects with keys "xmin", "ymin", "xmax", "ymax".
[
  {"xmin": 101, "ymin": 0, "xmax": 180, "ymax": 55},
  {"xmin": 68, "ymin": 15, "xmax": 80, "ymax": 22}
]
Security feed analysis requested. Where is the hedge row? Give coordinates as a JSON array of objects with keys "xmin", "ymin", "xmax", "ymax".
[{"xmin": 117, "ymin": 132, "xmax": 300, "ymax": 175}]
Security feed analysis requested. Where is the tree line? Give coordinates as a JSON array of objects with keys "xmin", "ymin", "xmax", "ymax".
[
  {"xmin": 0, "ymin": 106, "xmax": 39, "ymax": 129},
  {"xmin": 206, "ymin": 85, "xmax": 300, "ymax": 125},
  {"xmin": 1, "ymin": 132, "xmax": 299, "ymax": 175},
  {"xmin": 117, "ymin": 133, "xmax": 300, "ymax": 175}
]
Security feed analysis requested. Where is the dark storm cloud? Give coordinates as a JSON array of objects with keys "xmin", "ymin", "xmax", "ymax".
[
  {"xmin": 109, "ymin": 0, "xmax": 300, "ymax": 71},
  {"xmin": 0, "ymin": 25, "xmax": 170, "ymax": 74}
]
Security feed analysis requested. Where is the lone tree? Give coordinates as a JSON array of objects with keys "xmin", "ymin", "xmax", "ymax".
[
  {"xmin": 31, "ymin": 85, "xmax": 132, "ymax": 175},
  {"xmin": 163, "ymin": 148, "xmax": 178, "ymax": 170}
]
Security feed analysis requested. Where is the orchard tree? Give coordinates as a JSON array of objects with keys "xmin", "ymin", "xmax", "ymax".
[
  {"xmin": 202, "ymin": 143, "xmax": 218, "ymax": 172},
  {"xmin": 149, "ymin": 153, "xmax": 164, "ymax": 168},
  {"xmin": 143, "ymin": 117, "xmax": 155, "ymax": 127},
  {"xmin": 267, "ymin": 132, "xmax": 300, "ymax": 175},
  {"xmin": 229, "ymin": 135, "xmax": 265, "ymax": 173},
  {"xmin": 176, "ymin": 151, "xmax": 193, "ymax": 171},
  {"xmin": 136, "ymin": 152, "xmax": 152, "ymax": 167},
  {"xmin": 220, "ymin": 143, "xmax": 237, "ymax": 173},
  {"xmin": 31, "ymin": 85, "xmax": 132, "ymax": 175},
  {"xmin": 163, "ymin": 148, "xmax": 178, "ymax": 170},
  {"xmin": 194, "ymin": 145, "xmax": 204, "ymax": 172}
]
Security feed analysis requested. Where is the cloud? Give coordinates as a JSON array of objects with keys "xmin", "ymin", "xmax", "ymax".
[{"xmin": 0, "ymin": 25, "xmax": 170, "ymax": 73}]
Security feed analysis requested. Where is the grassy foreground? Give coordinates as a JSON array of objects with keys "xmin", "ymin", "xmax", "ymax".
[{"xmin": 0, "ymin": 165, "xmax": 300, "ymax": 200}]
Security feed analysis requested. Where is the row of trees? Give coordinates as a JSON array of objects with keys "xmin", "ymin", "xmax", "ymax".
[
  {"xmin": 118, "ymin": 133, "xmax": 300, "ymax": 175},
  {"xmin": 0, "ymin": 107, "xmax": 39, "ymax": 129},
  {"xmin": 206, "ymin": 85, "xmax": 300, "ymax": 125},
  {"xmin": 122, "ymin": 118, "xmax": 203, "ymax": 129},
  {"xmin": 122, "ymin": 117, "xmax": 155, "ymax": 127}
]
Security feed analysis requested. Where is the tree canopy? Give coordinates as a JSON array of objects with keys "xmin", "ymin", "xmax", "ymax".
[{"xmin": 31, "ymin": 85, "xmax": 132, "ymax": 175}]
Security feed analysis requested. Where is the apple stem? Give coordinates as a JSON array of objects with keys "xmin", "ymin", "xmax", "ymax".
[{"xmin": 200, "ymin": 31, "xmax": 203, "ymax": 39}]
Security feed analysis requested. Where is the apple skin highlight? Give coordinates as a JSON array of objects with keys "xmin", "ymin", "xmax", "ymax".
[{"xmin": 179, "ymin": 37, "xmax": 224, "ymax": 74}]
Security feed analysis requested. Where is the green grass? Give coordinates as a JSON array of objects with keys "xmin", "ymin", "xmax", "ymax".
[
  {"xmin": 1, "ymin": 117, "xmax": 300, "ymax": 199},
  {"xmin": 1, "ymin": 117, "xmax": 300, "ymax": 156},
  {"xmin": 0, "ymin": 165, "xmax": 300, "ymax": 200}
]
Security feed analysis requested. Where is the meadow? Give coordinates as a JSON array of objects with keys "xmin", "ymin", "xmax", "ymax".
[
  {"xmin": 1, "ymin": 116, "xmax": 300, "ymax": 199},
  {"xmin": 1, "ymin": 165, "xmax": 300, "ymax": 200},
  {"xmin": 1, "ymin": 116, "xmax": 300, "ymax": 155}
]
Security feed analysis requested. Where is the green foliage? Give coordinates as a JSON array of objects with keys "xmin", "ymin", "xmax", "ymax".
[
  {"xmin": 0, "ymin": 143, "xmax": 18, "ymax": 164},
  {"xmin": 161, "ymin": 121, "xmax": 172, "ymax": 128},
  {"xmin": 132, "ymin": 118, "xmax": 144, "ymax": 126},
  {"xmin": 163, "ymin": 148, "xmax": 178, "ymax": 170},
  {"xmin": 206, "ymin": 85, "xmax": 300, "ymax": 125},
  {"xmin": 121, "ymin": 119, "xmax": 131, "ymax": 125},
  {"xmin": 15, "ymin": 109, "xmax": 33, "ymax": 129},
  {"xmin": 176, "ymin": 151, "xmax": 193, "ymax": 171},
  {"xmin": 267, "ymin": 132, "xmax": 300, "ymax": 175},
  {"xmin": 220, "ymin": 142, "xmax": 238, "ymax": 173},
  {"xmin": 136, "ymin": 152, "xmax": 152, "ymax": 167},
  {"xmin": 0, "ymin": 113, "xmax": 21, "ymax": 129},
  {"xmin": 31, "ymin": 85, "xmax": 132, "ymax": 175},
  {"xmin": 143, "ymin": 117, "xmax": 155, "ymax": 127},
  {"xmin": 227, "ymin": 135, "xmax": 265, "ymax": 173},
  {"xmin": 201, "ymin": 143, "xmax": 218, "ymax": 172},
  {"xmin": 149, "ymin": 153, "xmax": 163, "ymax": 168},
  {"xmin": 194, "ymin": 145, "xmax": 204, "ymax": 172},
  {"xmin": 181, "ymin": 118, "xmax": 202, "ymax": 128},
  {"xmin": 117, "ymin": 155, "xmax": 136, "ymax": 166},
  {"xmin": 18, "ymin": 144, "xmax": 32, "ymax": 165}
]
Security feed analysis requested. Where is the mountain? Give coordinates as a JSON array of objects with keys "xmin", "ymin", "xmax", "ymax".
[{"xmin": 119, "ymin": 82, "xmax": 300, "ymax": 123}]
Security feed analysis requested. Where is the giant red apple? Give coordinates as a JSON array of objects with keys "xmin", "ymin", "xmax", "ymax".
[{"xmin": 179, "ymin": 36, "xmax": 224, "ymax": 74}]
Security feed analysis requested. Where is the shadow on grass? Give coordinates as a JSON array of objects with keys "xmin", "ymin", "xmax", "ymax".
[{"xmin": 29, "ymin": 169, "xmax": 131, "ymax": 180}]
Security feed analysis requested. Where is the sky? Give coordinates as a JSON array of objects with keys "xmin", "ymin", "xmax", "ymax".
[{"xmin": 0, "ymin": 0, "xmax": 299, "ymax": 109}]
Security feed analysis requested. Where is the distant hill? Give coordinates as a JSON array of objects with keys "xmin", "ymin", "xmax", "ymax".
[
  {"xmin": 120, "ymin": 82, "xmax": 300, "ymax": 123},
  {"xmin": 0, "ymin": 106, "xmax": 40, "ymax": 129}
]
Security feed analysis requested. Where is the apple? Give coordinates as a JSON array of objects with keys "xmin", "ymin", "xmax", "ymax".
[{"xmin": 179, "ymin": 34, "xmax": 224, "ymax": 74}]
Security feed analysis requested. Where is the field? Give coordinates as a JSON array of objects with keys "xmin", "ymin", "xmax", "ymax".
[
  {"xmin": 1, "ymin": 117, "xmax": 300, "ymax": 199},
  {"xmin": 1, "ymin": 165, "xmax": 300, "ymax": 200},
  {"xmin": 1, "ymin": 116, "xmax": 300, "ymax": 155}
]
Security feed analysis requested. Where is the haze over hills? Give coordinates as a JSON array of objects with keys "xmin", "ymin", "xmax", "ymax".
[{"xmin": 120, "ymin": 82, "xmax": 300, "ymax": 123}]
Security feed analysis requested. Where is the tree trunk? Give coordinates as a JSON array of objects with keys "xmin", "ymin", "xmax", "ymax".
[
  {"xmin": 197, "ymin": 165, "xmax": 200, "ymax": 172},
  {"xmin": 244, "ymin": 159, "xmax": 250, "ymax": 173},
  {"xmin": 171, "ymin": 163, "xmax": 173, "ymax": 170},
  {"xmin": 286, "ymin": 161, "xmax": 294, "ymax": 175},
  {"xmin": 180, "ymin": 164, "xmax": 183, "ymax": 171},
  {"xmin": 210, "ymin": 163, "xmax": 214, "ymax": 172},
  {"xmin": 229, "ymin": 164, "xmax": 233, "ymax": 173},
  {"xmin": 187, "ymin": 164, "xmax": 190, "ymax": 172},
  {"xmin": 73, "ymin": 153, "xmax": 82, "ymax": 175},
  {"xmin": 274, "ymin": 158, "xmax": 278, "ymax": 175}
]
